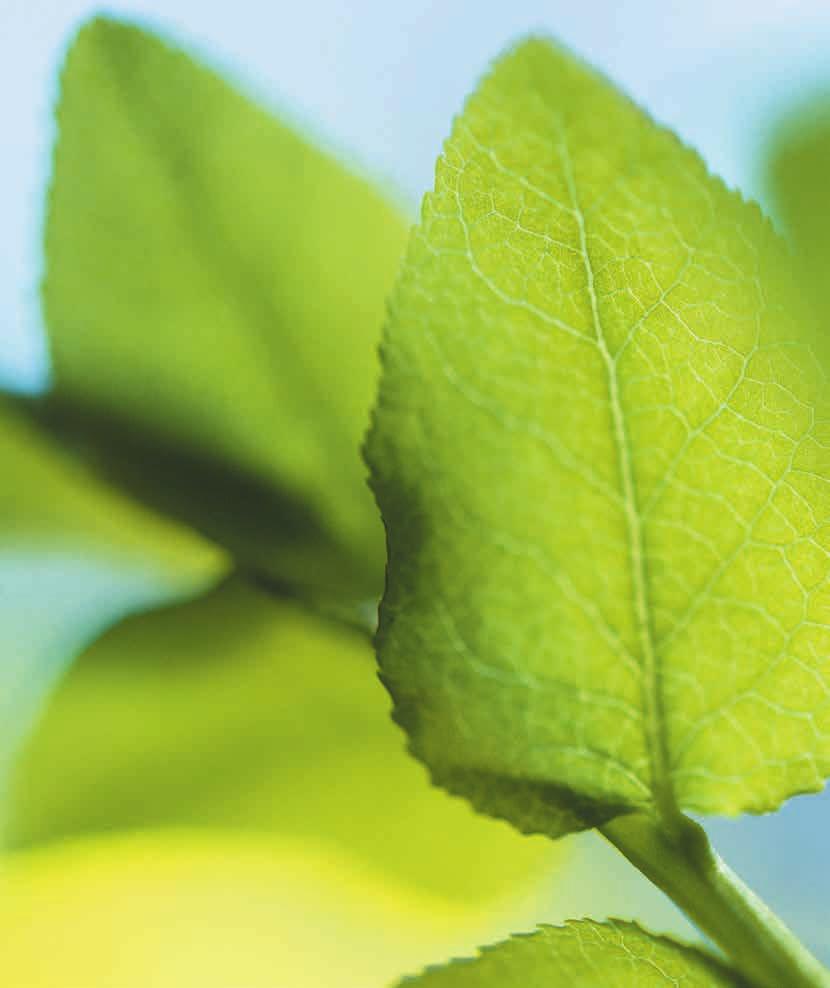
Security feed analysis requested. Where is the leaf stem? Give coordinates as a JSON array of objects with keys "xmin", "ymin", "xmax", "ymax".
[{"xmin": 602, "ymin": 812, "xmax": 830, "ymax": 988}]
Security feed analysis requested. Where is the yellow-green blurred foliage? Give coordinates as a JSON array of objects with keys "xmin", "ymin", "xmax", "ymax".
[
  {"xmin": 0, "ymin": 832, "xmax": 538, "ymax": 988},
  {"xmin": 8, "ymin": 580, "xmax": 554, "ymax": 903},
  {"xmin": 4, "ymin": 583, "xmax": 558, "ymax": 987}
]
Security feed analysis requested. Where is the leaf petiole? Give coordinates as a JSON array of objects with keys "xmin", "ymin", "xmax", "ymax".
[{"xmin": 602, "ymin": 812, "xmax": 830, "ymax": 988}]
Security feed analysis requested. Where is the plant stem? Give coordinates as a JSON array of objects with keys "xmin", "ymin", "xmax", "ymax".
[{"xmin": 602, "ymin": 812, "xmax": 830, "ymax": 988}]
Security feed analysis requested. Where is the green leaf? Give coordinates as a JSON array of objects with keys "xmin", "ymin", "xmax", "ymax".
[
  {"xmin": 0, "ymin": 399, "xmax": 224, "ymax": 761},
  {"xmin": 766, "ymin": 96, "xmax": 830, "ymax": 351},
  {"xmin": 7, "ymin": 578, "xmax": 554, "ymax": 905},
  {"xmin": 41, "ymin": 15, "xmax": 409, "ymax": 604},
  {"xmin": 399, "ymin": 921, "xmax": 743, "ymax": 987},
  {"xmin": 367, "ymin": 38, "xmax": 830, "ymax": 836}
]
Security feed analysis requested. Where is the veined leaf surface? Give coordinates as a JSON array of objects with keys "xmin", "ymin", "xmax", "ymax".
[
  {"xmin": 367, "ymin": 39, "xmax": 830, "ymax": 836},
  {"xmin": 41, "ymin": 16, "xmax": 408, "ymax": 603},
  {"xmin": 400, "ymin": 921, "xmax": 742, "ymax": 987}
]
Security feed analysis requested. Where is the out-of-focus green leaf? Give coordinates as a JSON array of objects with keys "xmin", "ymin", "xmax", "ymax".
[
  {"xmin": 0, "ymin": 400, "xmax": 221, "ymax": 568},
  {"xmin": 767, "ymin": 97, "xmax": 830, "ymax": 349},
  {"xmin": 367, "ymin": 38, "xmax": 830, "ymax": 839},
  {"xmin": 40, "ymin": 15, "xmax": 409, "ymax": 605},
  {"xmin": 0, "ymin": 831, "xmax": 537, "ymax": 988},
  {"xmin": 7, "ymin": 579, "xmax": 555, "ymax": 904},
  {"xmin": 398, "ymin": 921, "xmax": 742, "ymax": 987},
  {"xmin": 0, "ymin": 400, "xmax": 224, "ymax": 761}
]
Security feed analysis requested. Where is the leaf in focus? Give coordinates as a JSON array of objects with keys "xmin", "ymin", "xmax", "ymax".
[
  {"xmin": 367, "ymin": 38, "xmax": 830, "ymax": 837},
  {"xmin": 7, "ymin": 579, "xmax": 554, "ymax": 904},
  {"xmin": 399, "ymin": 921, "xmax": 743, "ymax": 987},
  {"xmin": 766, "ymin": 96, "xmax": 830, "ymax": 345},
  {"xmin": 41, "ymin": 15, "xmax": 409, "ymax": 604},
  {"xmin": 0, "ymin": 400, "xmax": 224, "ymax": 761},
  {"xmin": 0, "ymin": 831, "xmax": 531, "ymax": 988}
]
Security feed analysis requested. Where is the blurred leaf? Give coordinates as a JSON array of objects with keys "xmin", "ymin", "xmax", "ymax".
[
  {"xmin": 40, "ymin": 15, "xmax": 409, "ymax": 605},
  {"xmin": 367, "ymin": 38, "xmax": 830, "ymax": 840},
  {"xmin": 0, "ymin": 831, "xmax": 539, "ymax": 988},
  {"xmin": 767, "ymin": 95, "xmax": 830, "ymax": 352},
  {"xmin": 398, "ymin": 921, "xmax": 742, "ymax": 987},
  {"xmin": 0, "ymin": 399, "xmax": 224, "ymax": 762},
  {"xmin": 7, "ymin": 579, "xmax": 555, "ymax": 904},
  {"xmin": 0, "ymin": 400, "xmax": 220, "ymax": 567}
]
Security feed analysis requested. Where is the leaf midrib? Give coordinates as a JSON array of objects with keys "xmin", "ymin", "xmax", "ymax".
[{"xmin": 557, "ymin": 127, "xmax": 675, "ymax": 820}]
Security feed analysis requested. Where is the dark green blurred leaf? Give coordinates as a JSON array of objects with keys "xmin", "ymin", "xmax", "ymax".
[
  {"xmin": 40, "ymin": 16, "xmax": 409, "ymax": 605},
  {"xmin": 7, "ymin": 578, "xmax": 553, "ymax": 904},
  {"xmin": 0, "ymin": 399, "xmax": 224, "ymax": 761},
  {"xmin": 767, "ymin": 96, "xmax": 830, "ymax": 354}
]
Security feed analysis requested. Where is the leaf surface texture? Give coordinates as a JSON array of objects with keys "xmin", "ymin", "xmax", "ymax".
[
  {"xmin": 400, "ymin": 921, "xmax": 742, "ymax": 987},
  {"xmin": 368, "ymin": 39, "xmax": 830, "ymax": 833}
]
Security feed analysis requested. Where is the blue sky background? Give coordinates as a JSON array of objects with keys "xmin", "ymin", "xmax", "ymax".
[{"xmin": 4, "ymin": 0, "xmax": 830, "ymax": 955}]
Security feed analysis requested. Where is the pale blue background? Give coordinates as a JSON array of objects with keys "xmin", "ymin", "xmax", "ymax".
[
  {"xmin": 7, "ymin": 0, "xmax": 830, "ymax": 391},
  {"xmin": 4, "ymin": 0, "xmax": 830, "ymax": 957}
]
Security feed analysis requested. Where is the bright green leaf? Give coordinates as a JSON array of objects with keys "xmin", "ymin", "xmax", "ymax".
[
  {"xmin": 367, "ymin": 38, "xmax": 830, "ymax": 837},
  {"xmin": 399, "ymin": 921, "xmax": 742, "ymax": 987},
  {"xmin": 41, "ymin": 15, "xmax": 409, "ymax": 604},
  {"xmin": 0, "ymin": 400, "xmax": 224, "ymax": 762},
  {"xmin": 7, "ymin": 579, "xmax": 556, "ymax": 905}
]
